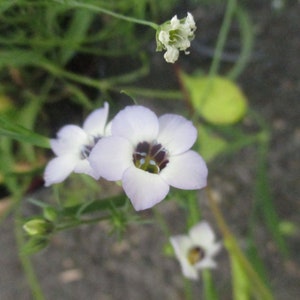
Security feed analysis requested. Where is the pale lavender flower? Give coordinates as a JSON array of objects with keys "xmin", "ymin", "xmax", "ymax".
[
  {"xmin": 89, "ymin": 105, "xmax": 207, "ymax": 211},
  {"xmin": 44, "ymin": 102, "xmax": 109, "ymax": 186},
  {"xmin": 170, "ymin": 221, "xmax": 222, "ymax": 280}
]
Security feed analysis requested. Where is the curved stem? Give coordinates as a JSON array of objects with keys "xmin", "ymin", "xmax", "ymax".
[
  {"xmin": 227, "ymin": 6, "xmax": 254, "ymax": 80},
  {"xmin": 208, "ymin": 0, "xmax": 237, "ymax": 78},
  {"xmin": 53, "ymin": 0, "xmax": 159, "ymax": 29}
]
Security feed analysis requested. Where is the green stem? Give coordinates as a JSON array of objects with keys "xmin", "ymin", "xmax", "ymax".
[
  {"xmin": 15, "ymin": 203, "xmax": 45, "ymax": 300},
  {"xmin": 227, "ymin": 6, "xmax": 254, "ymax": 80},
  {"xmin": 186, "ymin": 193, "xmax": 201, "ymax": 229},
  {"xmin": 53, "ymin": 0, "xmax": 159, "ymax": 29},
  {"xmin": 206, "ymin": 186, "xmax": 273, "ymax": 300},
  {"xmin": 55, "ymin": 215, "xmax": 111, "ymax": 231},
  {"xmin": 208, "ymin": 0, "xmax": 237, "ymax": 78}
]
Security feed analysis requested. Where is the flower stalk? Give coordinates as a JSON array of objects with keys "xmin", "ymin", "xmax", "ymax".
[{"xmin": 205, "ymin": 185, "xmax": 274, "ymax": 300}]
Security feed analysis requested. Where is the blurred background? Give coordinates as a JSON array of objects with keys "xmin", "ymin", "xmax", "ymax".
[{"xmin": 0, "ymin": 0, "xmax": 299, "ymax": 299}]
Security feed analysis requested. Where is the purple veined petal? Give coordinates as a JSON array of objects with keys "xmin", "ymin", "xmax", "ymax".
[
  {"xmin": 88, "ymin": 136, "xmax": 133, "ymax": 181},
  {"xmin": 189, "ymin": 221, "xmax": 216, "ymax": 246},
  {"xmin": 74, "ymin": 159, "xmax": 100, "ymax": 180},
  {"xmin": 111, "ymin": 106, "xmax": 159, "ymax": 144},
  {"xmin": 157, "ymin": 114, "xmax": 197, "ymax": 155},
  {"xmin": 51, "ymin": 125, "xmax": 88, "ymax": 156},
  {"xmin": 160, "ymin": 150, "xmax": 207, "ymax": 190},
  {"xmin": 170, "ymin": 236, "xmax": 199, "ymax": 280},
  {"xmin": 122, "ymin": 166, "xmax": 170, "ymax": 211},
  {"xmin": 83, "ymin": 102, "xmax": 109, "ymax": 136},
  {"xmin": 44, "ymin": 155, "xmax": 78, "ymax": 186}
]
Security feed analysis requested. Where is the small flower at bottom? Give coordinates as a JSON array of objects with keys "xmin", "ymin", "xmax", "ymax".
[
  {"xmin": 170, "ymin": 221, "xmax": 221, "ymax": 280},
  {"xmin": 89, "ymin": 105, "xmax": 208, "ymax": 211},
  {"xmin": 44, "ymin": 102, "xmax": 110, "ymax": 186},
  {"xmin": 156, "ymin": 12, "xmax": 196, "ymax": 63}
]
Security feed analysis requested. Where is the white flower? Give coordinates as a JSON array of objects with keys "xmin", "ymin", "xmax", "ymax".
[
  {"xmin": 44, "ymin": 102, "xmax": 110, "ymax": 186},
  {"xmin": 89, "ymin": 105, "xmax": 207, "ymax": 211},
  {"xmin": 156, "ymin": 12, "xmax": 196, "ymax": 63},
  {"xmin": 170, "ymin": 221, "xmax": 222, "ymax": 280}
]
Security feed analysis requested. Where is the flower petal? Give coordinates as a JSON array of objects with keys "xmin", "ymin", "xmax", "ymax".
[
  {"xmin": 164, "ymin": 46, "xmax": 179, "ymax": 63},
  {"xmin": 83, "ymin": 102, "xmax": 109, "ymax": 136},
  {"xmin": 157, "ymin": 114, "xmax": 197, "ymax": 155},
  {"xmin": 170, "ymin": 236, "xmax": 199, "ymax": 280},
  {"xmin": 111, "ymin": 106, "xmax": 159, "ymax": 144},
  {"xmin": 88, "ymin": 136, "xmax": 133, "ymax": 181},
  {"xmin": 160, "ymin": 150, "xmax": 207, "ymax": 190},
  {"xmin": 51, "ymin": 125, "xmax": 88, "ymax": 156},
  {"xmin": 44, "ymin": 155, "xmax": 77, "ymax": 186},
  {"xmin": 122, "ymin": 166, "xmax": 169, "ymax": 211},
  {"xmin": 189, "ymin": 221, "xmax": 216, "ymax": 245},
  {"xmin": 74, "ymin": 159, "xmax": 100, "ymax": 180},
  {"xmin": 195, "ymin": 257, "xmax": 217, "ymax": 270}
]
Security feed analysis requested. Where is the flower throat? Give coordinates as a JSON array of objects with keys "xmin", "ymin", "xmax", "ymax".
[{"xmin": 133, "ymin": 141, "xmax": 169, "ymax": 174}]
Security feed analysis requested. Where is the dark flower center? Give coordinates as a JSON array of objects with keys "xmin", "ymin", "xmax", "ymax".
[
  {"xmin": 80, "ymin": 135, "xmax": 101, "ymax": 159},
  {"xmin": 188, "ymin": 246, "xmax": 205, "ymax": 265},
  {"xmin": 133, "ymin": 141, "xmax": 169, "ymax": 174}
]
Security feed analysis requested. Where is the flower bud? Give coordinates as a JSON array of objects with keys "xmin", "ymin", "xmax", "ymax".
[
  {"xmin": 23, "ymin": 218, "xmax": 53, "ymax": 236},
  {"xmin": 43, "ymin": 207, "xmax": 58, "ymax": 222}
]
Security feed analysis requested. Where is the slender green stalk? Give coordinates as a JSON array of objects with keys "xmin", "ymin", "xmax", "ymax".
[
  {"xmin": 206, "ymin": 186, "xmax": 274, "ymax": 300},
  {"xmin": 55, "ymin": 215, "xmax": 111, "ymax": 231},
  {"xmin": 197, "ymin": 0, "xmax": 237, "ymax": 111},
  {"xmin": 15, "ymin": 200, "xmax": 45, "ymax": 300},
  {"xmin": 227, "ymin": 6, "xmax": 254, "ymax": 80},
  {"xmin": 53, "ymin": 0, "xmax": 159, "ymax": 29},
  {"xmin": 208, "ymin": 0, "xmax": 237, "ymax": 78},
  {"xmin": 186, "ymin": 193, "xmax": 201, "ymax": 229}
]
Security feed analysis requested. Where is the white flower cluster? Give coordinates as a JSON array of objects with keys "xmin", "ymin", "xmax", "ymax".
[
  {"xmin": 44, "ymin": 103, "xmax": 208, "ymax": 211},
  {"xmin": 156, "ymin": 12, "xmax": 196, "ymax": 63}
]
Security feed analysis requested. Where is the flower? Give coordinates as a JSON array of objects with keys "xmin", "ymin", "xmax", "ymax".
[
  {"xmin": 170, "ymin": 221, "xmax": 221, "ymax": 280},
  {"xmin": 44, "ymin": 102, "xmax": 110, "ymax": 186},
  {"xmin": 89, "ymin": 105, "xmax": 207, "ymax": 211},
  {"xmin": 156, "ymin": 12, "xmax": 196, "ymax": 63}
]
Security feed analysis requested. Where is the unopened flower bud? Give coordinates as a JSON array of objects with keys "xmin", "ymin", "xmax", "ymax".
[
  {"xmin": 43, "ymin": 207, "xmax": 58, "ymax": 222},
  {"xmin": 23, "ymin": 218, "xmax": 53, "ymax": 236}
]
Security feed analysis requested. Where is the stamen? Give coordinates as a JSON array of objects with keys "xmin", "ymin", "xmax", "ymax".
[
  {"xmin": 188, "ymin": 246, "xmax": 205, "ymax": 265},
  {"xmin": 133, "ymin": 141, "xmax": 169, "ymax": 174}
]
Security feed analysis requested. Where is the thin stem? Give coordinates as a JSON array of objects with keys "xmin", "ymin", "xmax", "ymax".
[
  {"xmin": 55, "ymin": 215, "xmax": 111, "ymax": 231},
  {"xmin": 205, "ymin": 186, "xmax": 274, "ymax": 300},
  {"xmin": 53, "ymin": 0, "xmax": 159, "ymax": 29},
  {"xmin": 208, "ymin": 0, "xmax": 237, "ymax": 77},
  {"xmin": 15, "ymin": 202, "xmax": 45, "ymax": 300}
]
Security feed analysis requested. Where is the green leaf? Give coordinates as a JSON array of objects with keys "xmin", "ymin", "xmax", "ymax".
[
  {"xmin": 62, "ymin": 194, "xmax": 127, "ymax": 216},
  {"xmin": 60, "ymin": 9, "xmax": 95, "ymax": 64},
  {"xmin": 0, "ymin": 116, "xmax": 50, "ymax": 148},
  {"xmin": 181, "ymin": 73, "xmax": 248, "ymax": 125}
]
